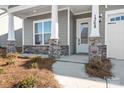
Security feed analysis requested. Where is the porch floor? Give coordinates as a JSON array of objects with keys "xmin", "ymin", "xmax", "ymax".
[{"xmin": 56, "ymin": 54, "xmax": 89, "ymax": 64}]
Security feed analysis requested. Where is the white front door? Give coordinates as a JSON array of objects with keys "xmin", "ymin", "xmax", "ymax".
[{"xmin": 76, "ymin": 18, "xmax": 91, "ymax": 53}]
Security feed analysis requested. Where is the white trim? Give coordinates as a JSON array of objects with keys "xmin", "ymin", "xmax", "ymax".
[
  {"xmin": 20, "ymin": 8, "xmax": 69, "ymax": 18},
  {"xmin": 67, "ymin": 8, "xmax": 71, "ymax": 55},
  {"xmin": 22, "ymin": 19, "xmax": 24, "ymax": 53},
  {"xmin": 8, "ymin": 5, "xmax": 39, "ymax": 13},
  {"xmin": 33, "ymin": 20, "xmax": 35, "ymax": 45},
  {"xmin": 76, "ymin": 18, "xmax": 91, "ymax": 53},
  {"xmin": 24, "ymin": 8, "xmax": 90, "ymax": 18},
  {"xmin": 50, "ymin": 5, "xmax": 58, "ymax": 39},
  {"xmin": 7, "ymin": 13, "xmax": 15, "ymax": 41},
  {"xmin": 33, "ymin": 18, "xmax": 51, "ymax": 45},
  {"xmin": 90, "ymin": 5, "xmax": 100, "ymax": 37},
  {"xmin": 74, "ymin": 11, "xmax": 91, "ymax": 15},
  {"xmin": 105, "ymin": 8, "xmax": 124, "ymax": 15},
  {"xmin": 22, "ymin": 19, "xmax": 24, "ymax": 46}
]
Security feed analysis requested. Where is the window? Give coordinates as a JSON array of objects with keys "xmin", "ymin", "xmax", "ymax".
[
  {"xmin": 44, "ymin": 21, "xmax": 51, "ymax": 44},
  {"xmin": 110, "ymin": 16, "xmax": 124, "ymax": 22},
  {"xmin": 121, "ymin": 16, "xmax": 124, "ymax": 20},
  {"xmin": 34, "ymin": 19, "xmax": 51, "ymax": 45},
  {"xmin": 116, "ymin": 17, "xmax": 120, "ymax": 21},
  {"xmin": 110, "ymin": 18, "xmax": 115, "ymax": 21}
]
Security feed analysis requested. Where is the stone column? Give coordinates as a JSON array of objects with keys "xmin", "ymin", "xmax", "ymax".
[
  {"xmin": 48, "ymin": 5, "xmax": 60, "ymax": 59},
  {"xmin": 6, "ymin": 13, "xmax": 16, "ymax": 53},
  {"xmin": 89, "ymin": 5, "xmax": 106, "ymax": 61}
]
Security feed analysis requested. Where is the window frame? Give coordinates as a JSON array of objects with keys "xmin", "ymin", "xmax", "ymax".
[{"xmin": 33, "ymin": 18, "xmax": 51, "ymax": 45}]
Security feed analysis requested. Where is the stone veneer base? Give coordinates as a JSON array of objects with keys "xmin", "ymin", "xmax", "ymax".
[
  {"xmin": 89, "ymin": 37, "xmax": 107, "ymax": 61},
  {"xmin": 23, "ymin": 45, "xmax": 69, "ymax": 55},
  {"xmin": 48, "ymin": 39, "xmax": 61, "ymax": 59},
  {"xmin": 6, "ymin": 40, "xmax": 16, "ymax": 53}
]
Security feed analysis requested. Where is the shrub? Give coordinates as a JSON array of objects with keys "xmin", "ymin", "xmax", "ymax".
[
  {"xmin": 0, "ymin": 48, "xmax": 6, "ymax": 58},
  {"xmin": 31, "ymin": 62, "xmax": 38, "ymax": 69},
  {"xmin": 6, "ymin": 53, "xmax": 18, "ymax": 65},
  {"xmin": 18, "ymin": 76, "xmax": 37, "ymax": 88},
  {"xmin": 0, "ymin": 67, "xmax": 4, "ymax": 74},
  {"xmin": 30, "ymin": 56, "xmax": 42, "ymax": 63},
  {"xmin": 30, "ymin": 57, "xmax": 55, "ymax": 70},
  {"xmin": 85, "ymin": 58, "xmax": 112, "ymax": 79},
  {"xmin": 7, "ymin": 53, "xmax": 18, "ymax": 59}
]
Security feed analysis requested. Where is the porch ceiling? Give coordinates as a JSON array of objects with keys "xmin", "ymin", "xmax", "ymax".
[{"xmin": 11, "ymin": 5, "xmax": 91, "ymax": 18}]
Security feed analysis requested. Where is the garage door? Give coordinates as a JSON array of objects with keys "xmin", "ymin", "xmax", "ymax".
[{"xmin": 106, "ymin": 13, "xmax": 124, "ymax": 59}]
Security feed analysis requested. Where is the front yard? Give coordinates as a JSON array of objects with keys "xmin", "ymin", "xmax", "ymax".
[{"xmin": 0, "ymin": 53, "xmax": 60, "ymax": 88}]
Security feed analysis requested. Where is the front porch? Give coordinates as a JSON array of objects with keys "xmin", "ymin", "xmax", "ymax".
[{"xmin": 6, "ymin": 5, "xmax": 105, "ymax": 60}]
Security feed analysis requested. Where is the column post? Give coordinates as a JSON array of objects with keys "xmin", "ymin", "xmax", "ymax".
[
  {"xmin": 48, "ymin": 5, "xmax": 60, "ymax": 59},
  {"xmin": 6, "ymin": 13, "xmax": 16, "ymax": 53},
  {"xmin": 89, "ymin": 5, "xmax": 106, "ymax": 61}
]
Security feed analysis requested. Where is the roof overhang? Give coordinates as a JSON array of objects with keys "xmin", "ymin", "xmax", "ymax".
[
  {"xmin": 8, "ymin": 5, "xmax": 92, "ymax": 18},
  {"xmin": 0, "ymin": 5, "xmax": 8, "ymax": 16}
]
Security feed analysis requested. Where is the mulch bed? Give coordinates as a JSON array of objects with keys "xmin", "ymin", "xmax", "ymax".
[
  {"xmin": 85, "ymin": 58, "xmax": 113, "ymax": 79},
  {"xmin": 0, "ymin": 55, "xmax": 60, "ymax": 88}
]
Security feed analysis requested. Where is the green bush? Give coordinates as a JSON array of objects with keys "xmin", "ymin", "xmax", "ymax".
[{"xmin": 18, "ymin": 76, "xmax": 37, "ymax": 88}]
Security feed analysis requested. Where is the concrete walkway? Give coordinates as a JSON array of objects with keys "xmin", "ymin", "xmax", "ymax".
[
  {"xmin": 107, "ymin": 59, "xmax": 124, "ymax": 88},
  {"xmin": 53, "ymin": 55, "xmax": 124, "ymax": 88},
  {"xmin": 20, "ymin": 54, "xmax": 124, "ymax": 88},
  {"xmin": 56, "ymin": 55, "xmax": 88, "ymax": 64},
  {"xmin": 53, "ymin": 61, "xmax": 106, "ymax": 88}
]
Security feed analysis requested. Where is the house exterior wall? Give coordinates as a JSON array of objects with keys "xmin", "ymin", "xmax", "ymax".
[
  {"xmin": 24, "ymin": 10, "xmax": 68, "ymax": 46},
  {"xmin": 23, "ymin": 18, "xmax": 33, "ymax": 45},
  {"xmin": 23, "ymin": 10, "xmax": 69, "ymax": 55},
  {"xmin": 0, "ymin": 14, "xmax": 22, "ymax": 47},
  {"xmin": 0, "ymin": 29, "xmax": 22, "ymax": 47},
  {"xmin": 69, "ymin": 5, "xmax": 124, "ymax": 54},
  {"xmin": 99, "ymin": 5, "xmax": 124, "ymax": 44},
  {"xmin": 70, "ymin": 12, "xmax": 91, "ymax": 54},
  {"xmin": 23, "ymin": 5, "xmax": 124, "ymax": 55}
]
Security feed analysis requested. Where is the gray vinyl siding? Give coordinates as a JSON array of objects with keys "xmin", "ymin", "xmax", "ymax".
[
  {"xmin": 0, "ymin": 29, "xmax": 22, "ymax": 47},
  {"xmin": 58, "ymin": 10, "xmax": 68, "ymax": 45},
  {"xmin": 15, "ymin": 29, "xmax": 22, "ymax": 47},
  {"xmin": 24, "ymin": 19, "xmax": 33, "ymax": 45},
  {"xmin": 99, "ymin": 5, "xmax": 124, "ymax": 44},
  {"xmin": 24, "ymin": 10, "xmax": 68, "ymax": 46}
]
